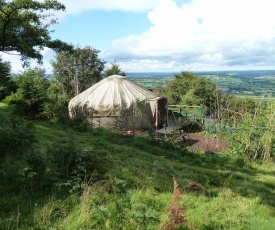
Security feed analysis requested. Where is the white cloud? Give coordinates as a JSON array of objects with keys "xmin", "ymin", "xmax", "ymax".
[
  {"xmin": 3, "ymin": 0, "xmax": 275, "ymax": 73},
  {"xmin": 59, "ymin": 0, "xmax": 162, "ymax": 15},
  {"xmin": 1, "ymin": 52, "xmax": 24, "ymax": 73},
  {"xmin": 1, "ymin": 48, "xmax": 55, "ymax": 74},
  {"xmin": 104, "ymin": 0, "xmax": 275, "ymax": 71}
]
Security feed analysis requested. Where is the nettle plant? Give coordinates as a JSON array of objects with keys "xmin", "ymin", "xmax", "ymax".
[{"xmin": 230, "ymin": 100, "xmax": 275, "ymax": 161}]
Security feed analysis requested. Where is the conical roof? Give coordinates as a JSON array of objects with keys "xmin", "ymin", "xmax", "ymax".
[{"xmin": 68, "ymin": 74, "xmax": 157, "ymax": 117}]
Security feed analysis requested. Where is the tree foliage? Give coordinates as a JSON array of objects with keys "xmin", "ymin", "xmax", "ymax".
[
  {"xmin": 52, "ymin": 46, "xmax": 105, "ymax": 97},
  {"xmin": 0, "ymin": 0, "xmax": 72, "ymax": 66},
  {"xmin": 5, "ymin": 68, "xmax": 49, "ymax": 117},
  {"xmin": 104, "ymin": 62, "xmax": 126, "ymax": 77},
  {"xmin": 4, "ymin": 67, "xmax": 71, "ymax": 121},
  {"xmin": 157, "ymin": 71, "xmax": 220, "ymax": 107},
  {"xmin": 42, "ymin": 77, "xmax": 70, "ymax": 122},
  {"xmin": 0, "ymin": 56, "xmax": 15, "ymax": 100}
]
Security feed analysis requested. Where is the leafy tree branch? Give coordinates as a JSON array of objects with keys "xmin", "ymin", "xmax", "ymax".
[{"xmin": 0, "ymin": 0, "xmax": 72, "ymax": 66}]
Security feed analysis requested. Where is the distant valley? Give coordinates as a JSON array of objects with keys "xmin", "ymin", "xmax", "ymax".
[{"xmin": 128, "ymin": 70, "xmax": 275, "ymax": 98}]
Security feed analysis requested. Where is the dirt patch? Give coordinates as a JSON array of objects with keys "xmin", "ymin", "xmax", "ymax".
[
  {"xmin": 120, "ymin": 129, "xmax": 228, "ymax": 154},
  {"xmin": 184, "ymin": 132, "xmax": 228, "ymax": 153}
]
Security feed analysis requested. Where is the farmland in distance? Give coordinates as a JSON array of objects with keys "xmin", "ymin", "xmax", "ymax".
[{"xmin": 128, "ymin": 70, "xmax": 275, "ymax": 98}]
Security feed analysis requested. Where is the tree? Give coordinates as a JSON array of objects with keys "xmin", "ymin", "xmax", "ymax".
[
  {"xmin": 104, "ymin": 62, "xmax": 126, "ymax": 77},
  {"xmin": 156, "ymin": 71, "xmax": 220, "ymax": 108},
  {"xmin": 42, "ymin": 77, "xmax": 70, "ymax": 122},
  {"xmin": 52, "ymin": 46, "xmax": 105, "ymax": 97},
  {"xmin": 0, "ymin": 0, "xmax": 72, "ymax": 66},
  {"xmin": 0, "ymin": 56, "xmax": 15, "ymax": 100},
  {"xmin": 5, "ymin": 67, "xmax": 49, "ymax": 117}
]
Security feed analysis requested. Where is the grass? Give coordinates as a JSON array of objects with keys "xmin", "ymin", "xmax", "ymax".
[
  {"xmin": 0, "ymin": 104, "xmax": 275, "ymax": 229},
  {"xmin": 0, "ymin": 102, "xmax": 10, "ymax": 118}
]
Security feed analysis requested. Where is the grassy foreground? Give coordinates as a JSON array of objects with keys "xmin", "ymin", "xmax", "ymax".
[{"xmin": 0, "ymin": 104, "xmax": 275, "ymax": 229}]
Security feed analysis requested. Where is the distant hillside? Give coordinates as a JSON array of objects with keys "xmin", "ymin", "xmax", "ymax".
[
  {"xmin": 128, "ymin": 70, "xmax": 275, "ymax": 97},
  {"xmin": 127, "ymin": 69, "xmax": 275, "ymax": 78},
  {"xmin": 44, "ymin": 70, "xmax": 275, "ymax": 97}
]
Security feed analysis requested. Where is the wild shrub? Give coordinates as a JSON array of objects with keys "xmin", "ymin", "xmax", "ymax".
[
  {"xmin": 148, "ymin": 129, "xmax": 187, "ymax": 151},
  {"xmin": 156, "ymin": 71, "xmax": 220, "ymax": 108},
  {"xmin": 68, "ymin": 116, "xmax": 90, "ymax": 132},
  {"xmin": 0, "ymin": 116, "xmax": 36, "ymax": 156},
  {"xmin": 0, "ymin": 58, "xmax": 16, "ymax": 100},
  {"xmin": 42, "ymin": 78, "xmax": 71, "ymax": 123},
  {"xmin": 5, "ymin": 68, "xmax": 49, "ymax": 118},
  {"xmin": 43, "ymin": 101, "xmax": 69, "ymax": 123},
  {"xmin": 45, "ymin": 138, "xmax": 110, "ymax": 193},
  {"xmin": 0, "ymin": 135, "xmax": 111, "ymax": 195},
  {"xmin": 224, "ymin": 100, "xmax": 275, "ymax": 161},
  {"xmin": 0, "ymin": 156, "xmax": 38, "ymax": 194},
  {"xmin": 0, "ymin": 115, "xmax": 37, "ymax": 194},
  {"xmin": 209, "ymin": 94, "xmax": 258, "ymax": 126}
]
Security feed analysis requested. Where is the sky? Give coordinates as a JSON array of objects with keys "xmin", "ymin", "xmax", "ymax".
[{"xmin": 2, "ymin": 0, "xmax": 275, "ymax": 73}]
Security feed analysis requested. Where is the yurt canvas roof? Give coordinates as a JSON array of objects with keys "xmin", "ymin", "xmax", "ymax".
[{"xmin": 69, "ymin": 75, "xmax": 158, "ymax": 117}]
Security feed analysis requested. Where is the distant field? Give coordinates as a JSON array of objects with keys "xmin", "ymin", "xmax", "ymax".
[{"xmin": 128, "ymin": 70, "xmax": 275, "ymax": 98}]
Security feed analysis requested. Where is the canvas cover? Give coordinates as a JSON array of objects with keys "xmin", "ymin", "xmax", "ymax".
[{"xmin": 68, "ymin": 75, "xmax": 158, "ymax": 119}]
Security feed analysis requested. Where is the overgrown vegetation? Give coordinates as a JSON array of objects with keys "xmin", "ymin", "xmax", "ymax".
[
  {"xmin": 156, "ymin": 72, "xmax": 275, "ymax": 162},
  {"xmin": 0, "ymin": 101, "xmax": 275, "ymax": 229}
]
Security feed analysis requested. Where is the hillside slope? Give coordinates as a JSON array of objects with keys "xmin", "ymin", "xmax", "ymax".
[{"xmin": 0, "ymin": 104, "xmax": 275, "ymax": 229}]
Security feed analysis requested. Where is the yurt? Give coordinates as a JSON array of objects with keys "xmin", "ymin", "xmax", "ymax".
[{"xmin": 68, "ymin": 75, "xmax": 167, "ymax": 130}]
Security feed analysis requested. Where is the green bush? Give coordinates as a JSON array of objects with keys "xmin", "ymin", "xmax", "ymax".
[
  {"xmin": 0, "ymin": 156, "xmax": 38, "ymax": 194},
  {"xmin": 0, "ymin": 58, "xmax": 17, "ymax": 101},
  {"xmin": 0, "ymin": 115, "xmax": 37, "ymax": 194},
  {"xmin": 0, "ymin": 116, "xmax": 36, "ymax": 156},
  {"xmin": 42, "ymin": 78, "xmax": 71, "ymax": 123},
  {"xmin": 44, "ymin": 138, "xmax": 110, "ymax": 193},
  {"xmin": 156, "ymin": 71, "xmax": 220, "ymax": 108},
  {"xmin": 5, "ymin": 68, "xmax": 49, "ymax": 118}
]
